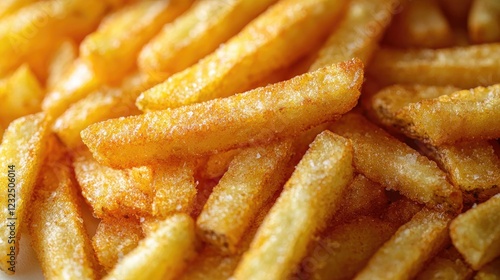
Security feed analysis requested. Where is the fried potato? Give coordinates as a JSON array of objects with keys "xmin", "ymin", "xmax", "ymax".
[
  {"xmin": 47, "ymin": 39, "xmax": 77, "ymax": 91},
  {"xmin": 139, "ymin": 0, "xmax": 277, "ymax": 74},
  {"xmin": 80, "ymin": 0, "xmax": 192, "ymax": 83},
  {"xmin": 197, "ymin": 140, "xmax": 293, "ymax": 252},
  {"xmin": 73, "ymin": 148, "xmax": 153, "ymax": 218},
  {"xmin": 137, "ymin": 0, "xmax": 348, "ymax": 111},
  {"xmin": 0, "ymin": 64, "xmax": 44, "ymax": 127},
  {"xmin": 395, "ymin": 84, "xmax": 500, "ymax": 145},
  {"xmin": 92, "ymin": 217, "xmax": 144, "ymax": 272},
  {"xmin": 475, "ymin": 257, "xmax": 500, "ymax": 280},
  {"xmin": 81, "ymin": 59, "xmax": 363, "ymax": 169},
  {"xmin": 310, "ymin": 0, "xmax": 398, "ymax": 70},
  {"xmin": 384, "ymin": 0, "xmax": 453, "ymax": 48},
  {"xmin": 355, "ymin": 208, "xmax": 452, "ymax": 280},
  {"xmin": 0, "ymin": 112, "xmax": 49, "ymax": 274},
  {"xmin": 199, "ymin": 149, "xmax": 241, "ymax": 179},
  {"xmin": 104, "ymin": 213, "xmax": 197, "ymax": 280},
  {"xmin": 368, "ymin": 44, "xmax": 500, "ymax": 88},
  {"xmin": 468, "ymin": 0, "xmax": 500, "ymax": 43},
  {"xmin": 330, "ymin": 113, "xmax": 462, "ymax": 213},
  {"xmin": 233, "ymin": 131, "xmax": 354, "ymax": 280},
  {"xmin": 296, "ymin": 216, "xmax": 398, "ymax": 280},
  {"xmin": 415, "ymin": 245, "xmax": 473, "ymax": 280},
  {"xmin": 450, "ymin": 194, "xmax": 500, "ymax": 269},
  {"xmin": 30, "ymin": 138, "xmax": 100, "ymax": 279},
  {"xmin": 0, "ymin": 0, "xmax": 36, "ymax": 18},
  {"xmin": 381, "ymin": 197, "xmax": 423, "ymax": 226}
]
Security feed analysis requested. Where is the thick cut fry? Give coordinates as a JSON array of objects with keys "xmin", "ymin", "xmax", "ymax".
[
  {"xmin": 0, "ymin": 0, "xmax": 106, "ymax": 76},
  {"xmin": 137, "ymin": 0, "xmax": 348, "ymax": 111},
  {"xmin": 197, "ymin": 140, "xmax": 293, "ymax": 252},
  {"xmin": 355, "ymin": 208, "xmax": 453, "ymax": 280},
  {"xmin": 475, "ymin": 258, "xmax": 500, "ymax": 280},
  {"xmin": 368, "ymin": 44, "xmax": 500, "ymax": 88},
  {"xmin": 233, "ymin": 131, "xmax": 354, "ymax": 280},
  {"xmin": 0, "ymin": 113, "xmax": 49, "ymax": 274},
  {"xmin": 330, "ymin": 113, "xmax": 462, "ymax": 213},
  {"xmin": 415, "ymin": 245, "xmax": 473, "ymax": 280},
  {"xmin": 73, "ymin": 148, "xmax": 153, "ymax": 218},
  {"xmin": 384, "ymin": 0, "xmax": 453, "ymax": 48},
  {"xmin": 0, "ymin": 64, "xmax": 44, "ymax": 127},
  {"xmin": 30, "ymin": 139, "xmax": 100, "ymax": 279},
  {"xmin": 104, "ymin": 213, "xmax": 197, "ymax": 280},
  {"xmin": 468, "ymin": 0, "xmax": 500, "ymax": 43},
  {"xmin": 80, "ymin": 0, "xmax": 192, "ymax": 83},
  {"xmin": 0, "ymin": 0, "xmax": 36, "ymax": 18},
  {"xmin": 310, "ymin": 0, "xmax": 398, "ymax": 70},
  {"xmin": 47, "ymin": 40, "xmax": 77, "ymax": 91},
  {"xmin": 296, "ymin": 216, "xmax": 398, "ymax": 280},
  {"xmin": 92, "ymin": 217, "xmax": 143, "ymax": 272},
  {"xmin": 139, "ymin": 0, "xmax": 277, "ymax": 74},
  {"xmin": 395, "ymin": 84, "xmax": 500, "ymax": 145},
  {"xmin": 81, "ymin": 59, "xmax": 363, "ymax": 169},
  {"xmin": 450, "ymin": 194, "xmax": 500, "ymax": 269}
]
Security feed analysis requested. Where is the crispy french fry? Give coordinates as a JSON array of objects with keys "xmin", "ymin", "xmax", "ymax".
[
  {"xmin": 137, "ymin": 0, "xmax": 348, "ymax": 111},
  {"xmin": 295, "ymin": 216, "xmax": 398, "ymax": 280},
  {"xmin": 104, "ymin": 213, "xmax": 197, "ymax": 280},
  {"xmin": 138, "ymin": 0, "xmax": 277, "ymax": 74},
  {"xmin": 310, "ymin": 0, "xmax": 398, "ymax": 71},
  {"xmin": 0, "ymin": 64, "xmax": 44, "ymax": 127},
  {"xmin": 368, "ymin": 44, "xmax": 500, "ymax": 88},
  {"xmin": 92, "ymin": 217, "xmax": 144, "ymax": 272},
  {"xmin": 355, "ymin": 208, "xmax": 453, "ymax": 280},
  {"xmin": 415, "ymin": 245, "xmax": 473, "ymax": 280},
  {"xmin": 80, "ymin": 0, "xmax": 192, "ymax": 83},
  {"xmin": 47, "ymin": 40, "xmax": 77, "ymax": 91},
  {"xmin": 30, "ymin": 138, "xmax": 100, "ymax": 279},
  {"xmin": 81, "ymin": 59, "xmax": 363, "ymax": 169},
  {"xmin": 0, "ymin": 0, "xmax": 36, "ymax": 18},
  {"xmin": 468, "ymin": 0, "xmax": 500, "ymax": 43},
  {"xmin": 197, "ymin": 140, "xmax": 293, "ymax": 252},
  {"xmin": 199, "ymin": 149, "xmax": 241, "ymax": 179},
  {"xmin": 475, "ymin": 257, "xmax": 500, "ymax": 280},
  {"xmin": 384, "ymin": 0, "xmax": 453, "ymax": 48},
  {"xmin": 330, "ymin": 113, "xmax": 462, "ymax": 213},
  {"xmin": 0, "ymin": 113, "xmax": 49, "ymax": 274},
  {"xmin": 450, "ymin": 194, "xmax": 500, "ymax": 269},
  {"xmin": 233, "ymin": 131, "xmax": 354, "ymax": 280}
]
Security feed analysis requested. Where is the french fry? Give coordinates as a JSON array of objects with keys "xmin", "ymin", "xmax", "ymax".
[
  {"xmin": 47, "ymin": 40, "xmax": 77, "ymax": 91},
  {"xmin": 92, "ymin": 217, "xmax": 144, "ymax": 272},
  {"xmin": 0, "ymin": 112, "xmax": 49, "ymax": 274},
  {"xmin": 310, "ymin": 0, "xmax": 398, "ymax": 71},
  {"xmin": 138, "ymin": 0, "xmax": 277, "ymax": 74},
  {"xmin": 330, "ymin": 113, "xmax": 462, "ymax": 213},
  {"xmin": 199, "ymin": 149, "xmax": 241, "ymax": 179},
  {"xmin": 29, "ymin": 138, "xmax": 100, "ymax": 279},
  {"xmin": 136, "ymin": 0, "xmax": 348, "ymax": 111},
  {"xmin": 355, "ymin": 208, "xmax": 453, "ymax": 280},
  {"xmin": 197, "ymin": 140, "xmax": 293, "ymax": 252},
  {"xmin": 450, "ymin": 194, "xmax": 500, "ymax": 269},
  {"xmin": 295, "ymin": 216, "xmax": 398, "ymax": 280},
  {"xmin": 104, "ymin": 213, "xmax": 197, "ymax": 280},
  {"xmin": 0, "ymin": 64, "xmax": 44, "ymax": 127},
  {"xmin": 381, "ymin": 197, "xmax": 423, "ymax": 226},
  {"xmin": 80, "ymin": 0, "xmax": 192, "ymax": 83},
  {"xmin": 468, "ymin": 0, "xmax": 500, "ymax": 43},
  {"xmin": 415, "ymin": 245, "xmax": 473, "ymax": 280},
  {"xmin": 0, "ymin": 0, "xmax": 36, "ymax": 18},
  {"xmin": 384, "ymin": 0, "xmax": 453, "ymax": 48},
  {"xmin": 367, "ymin": 44, "xmax": 500, "ymax": 88},
  {"xmin": 81, "ymin": 59, "xmax": 363, "ymax": 169},
  {"xmin": 475, "ymin": 257, "xmax": 500, "ymax": 280},
  {"xmin": 233, "ymin": 131, "xmax": 354, "ymax": 280}
]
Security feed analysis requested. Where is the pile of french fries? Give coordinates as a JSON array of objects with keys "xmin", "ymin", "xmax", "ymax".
[{"xmin": 1, "ymin": 0, "xmax": 500, "ymax": 279}]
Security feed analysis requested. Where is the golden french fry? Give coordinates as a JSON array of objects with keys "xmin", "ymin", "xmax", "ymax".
[
  {"xmin": 368, "ymin": 44, "xmax": 500, "ymax": 88},
  {"xmin": 468, "ymin": 0, "xmax": 500, "ymax": 43},
  {"xmin": 0, "ymin": 0, "xmax": 36, "ymax": 18},
  {"xmin": 384, "ymin": 0, "xmax": 453, "ymax": 48},
  {"xmin": 92, "ymin": 217, "xmax": 144, "ymax": 272},
  {"xmin": 47, "ymin": 40, "xmax": 77, "ymax": 91},
  {"xmin": 415, "ymin": 245, "xmax": 473, "ymax": 280},
  {"xmin": 137, "ymin": 0, "xmax": 348, "ymax": 111},
  {"xmin": 233, "ymin": 131, "xmax": 354, "ymax": 280},
  {"xmin": 330, "ymin": 113, "xmax": 462, "ymax": 213},
  {"xmin": 104, "ymin": 213, "xmax": 197, "ymax": 280},
  {"xmin": 30, "ymin": 138, "xmax": 100, "ymax": 279},
  {"xmin": 199, "ymin": 149, "xmax": 241, "ymax": 179},
  {"xmin": 80, "ymin": 0, "xmax": 192, "ymax": 83},
  {"xmin": 139, "ymin": 0, "xmax": 277, "ymax": 74},
  {"xmin": 81, "ymin": 59, "xmax": 363, "ymax": 169},
  {"xmin": 311, "ymin": 0, "xmax": 399, "ymax": 70},
  {"xmin": 0, "ymin": 113, "xmax": 49, "ymax": 274},
  {"xmin": 475, "ymin": 257, "xmax": 500, "ymax": 280},
  {"xmin": 197, "ymin": 140, "xmax": 293, "ymax": 252},
  {"xmin": 355, "ymin": 208, "xmax": 452, "ymax": 280},
  {"xmin": 450, "ymin": 194, "xmax": 500, "ymax": 269},
  {"xmin": 0, "ymin": 64, "xmax": 44, "ymax": 127}
]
